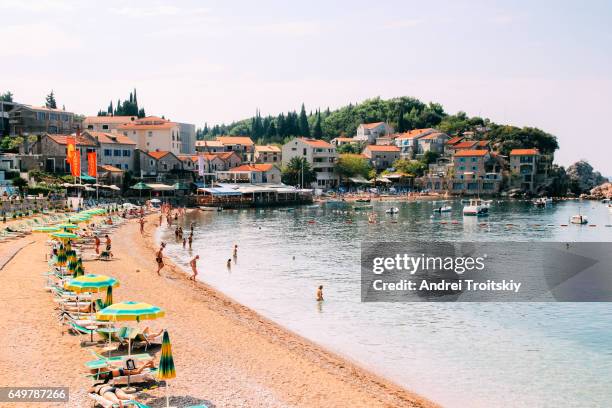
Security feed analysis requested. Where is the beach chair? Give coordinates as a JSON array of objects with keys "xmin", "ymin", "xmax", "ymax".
[
  {"xmin": 131, "ymin": 329, "xmax": 163, "ymax": 350},
  {"xmin": 88, "ymin": 393, "xmax": 142, "ymax": 408}
]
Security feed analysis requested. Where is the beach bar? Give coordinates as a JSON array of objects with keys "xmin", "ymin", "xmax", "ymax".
[{"xmin": 192, "ymin": 183, "xmax": 313, "ymax": 208}]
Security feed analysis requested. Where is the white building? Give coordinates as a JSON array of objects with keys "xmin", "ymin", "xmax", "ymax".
[
  {"xmin": 254, "ymin": 145, "xmax": 282, "ymax": 164},
  {"xmin": 354, "ymin": 122, "xmax": 394, "ymax": 144},
  {"xmin": 282, "ymin": 138, "xmax": 338, "ymax": 189},
  {"xmin": 82, "ymin": 116, "xmax": 137, "ymax": 132},
  {"xmin": 118, "ymin": 116, "xmax": 181, "ymax": 155},
  {"xmin": 84, "ymin": 131, "xmax": 137, "ymax": 172}
]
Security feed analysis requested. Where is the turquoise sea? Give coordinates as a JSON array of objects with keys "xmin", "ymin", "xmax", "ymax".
[{"xmin": 158, "ymin": 199, "xmax": 612, "ymax": 407}]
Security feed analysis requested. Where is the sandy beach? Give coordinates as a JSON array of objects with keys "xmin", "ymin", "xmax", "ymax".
[{"xmin": 0, "ymin": 212, "xmax": 438, "ymax": 408}]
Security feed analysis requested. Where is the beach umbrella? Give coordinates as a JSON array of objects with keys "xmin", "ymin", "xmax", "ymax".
[
  {"xmin": 52, "ymin": 232, "xmax": 79, "ymax": 240},
  {"xmin": 55, "ymin": 244, "xmax": 67, "ymax": 267},
  {"xmin": 157, "ymin": 330, "xmax": 176, "ymax": 408},
  {"xmin": 97, "ymin": 301, "xmax": 165, "ymax": 355},
  {"xmin": 32, "ymin": 226, "xmax": 60, "ymax": 233},
  {"xmin": 67, "ymin": 257, "xmax": 79, "ymax": 277},
  {"xmin": 56, "ymin": 223, "xmax": 78, "ymax": 230},
  {"xmin": 104, "ymin": 285, "xmax": 113, "ymax": 308},
  {"xmin": 65, "ymin": 274, "xmax": 119, "ymax": 294},
  {"xmin": 131, "ymin": 182, "xmax": 152, "ymax": 190},
  {"xmin": 75, "ymin": 258, "xmax": 85, "ymax": 277}
]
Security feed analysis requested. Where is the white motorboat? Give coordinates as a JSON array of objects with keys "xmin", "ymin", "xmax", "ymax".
[
  {"xmin": 433, "ymin": 205, "xmax": 452, "ymax": 213},
  {"xmin": 533, "ymin": 197, "xmax": 553, "ymax": 207},
  {"xmin": 463, "ymin": 199, "xmax": 489, "ymax": 216},
  {"xmin": 570, "ymin": 214, "xmax": 588, "ymax": 225},
  {"xmin": 385, "ymin": 207, "xmax": 399, "ymax": 214}
]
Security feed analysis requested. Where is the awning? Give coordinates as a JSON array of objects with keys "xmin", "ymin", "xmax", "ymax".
[
  {"xmin": 80, "ymin": 174, "xmax": 96, "ymax": 182},
  {"xmin": 130, "ymin": 182, "xmax": 151, "ymax": 190},
  {"xmin": 147, "ymin": 183, "xmax": 175, "ymax": 191},
  {"xmin": 198, "ymin": 187, "xmax": 242, "ymax": 196},
  {"xmin": 348, "ymin": 176, "xmax": 372, "ymax": 184}
]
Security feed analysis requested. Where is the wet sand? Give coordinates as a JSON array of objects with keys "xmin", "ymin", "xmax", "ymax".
[{"xmin": 0, "ymin": 213, "xmax": 438, "ymax": 408}]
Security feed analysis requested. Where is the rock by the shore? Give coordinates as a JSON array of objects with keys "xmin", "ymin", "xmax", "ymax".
[{"xmin": 589, "ymin": 182, "xmax": 612, "ymax": 199}]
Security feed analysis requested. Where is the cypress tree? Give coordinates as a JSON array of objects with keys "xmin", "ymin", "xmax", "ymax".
[
  {"xmin": 313, "ymin": 109, "xmax": 323, "ymax": 139},
  {"xmin": 299, "ymin": 103, "xmax": 310, "ymax": 137}
]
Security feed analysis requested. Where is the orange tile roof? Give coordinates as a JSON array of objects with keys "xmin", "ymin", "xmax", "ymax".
[
  {"xmin": 255, "ymin": 145, "xmax": 281, "ymax": 153},
  {"xmin": 361, "ymin": 122, "xmax": 385, "ymax": 129},
  {"xmin": 177, "ymin": 155, "xmax": 199, "ymax": 162},
  {"xmin": 510, "ymin": 148, "xmax": 539, "ymax": 156},
  {"xmin": 420, "ymin": 132, "xmax": 447, "ymax": 140},
  {"xmin": 118, "ymin": 116, "xmax": 177, "ymax": 130},
  {"xmin": 477, "ymin": 140, "xmax": 489, "ymax": 147},
  {"xmin": 298, "ymin": 138, "xmax": 333, "ymax": 148},
  {"xmin": 201, "ymin": 154, "xmax": 225, "ymax": 161},
  {"xmin": 452, "ymin": 141, "xmax": 478, "ymax": 149},
  {"xmin": 83, "ymin": 116, "xmax": 136, "ymax": 124},
  {"xmin": 446, "ymin": 136, "xmax": 464, "ymax": 145},
  {"xmin": 365, "ymin": 145, "xmax": 400, "ymax": 152},
  {"xmin": 46, "ymin": 134, "xmax": 97, "ymax": 147},
  {"xmin": 230, "ymin": 164, "xmax": 274, "ymax": 172},
  {"xmin": 216, "ymin": 136, "xmax": 254, "ymax": 146},
  {"xmin": 395, "ymin": 128, "xmax": 433, "ymax": 140},
  {"xmin": 148, "ymin": 151, "xmax": 172, "ymax": 160},
  {"xmin": 454, "ymin": 149, "xmax": 489, "ymax": 157},
  {"xmin": 86, "ymin": 131, "xmax": 136, "ymax": 145},
  {"xmin": 98, "ymin": 164, "xmax": 123, "ymax": 172},
  {"xmin": 28, "ymin": 105, "xmax": 70, "ymax": 113},
  {"xmin": 332, "ymin": 137, "xmax": 356, "ymax": 142}
]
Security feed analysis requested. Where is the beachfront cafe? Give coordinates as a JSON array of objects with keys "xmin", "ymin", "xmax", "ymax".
[{"xmin": 195, "ymin": 183, "xmax": 312, "ymax": 208}]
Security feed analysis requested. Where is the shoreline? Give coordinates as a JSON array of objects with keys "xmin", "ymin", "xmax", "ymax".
[
  {"xmin": 149, "ymin": 211, "xmax": 438, "ymax": 407},
  {"xmin": 0, "ymin": 211, "xmax": 438, "ymax": 407}
]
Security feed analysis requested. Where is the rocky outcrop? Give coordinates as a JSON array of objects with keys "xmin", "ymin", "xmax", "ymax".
[
  {"xmin": 566, "ymin": 160, "xmax": 607, "ymax": 194},
  {"xmin": 589, "ymin": 182, "xmax": 612, "ymax": 199}
]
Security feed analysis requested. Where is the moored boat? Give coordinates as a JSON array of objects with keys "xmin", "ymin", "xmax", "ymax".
[
  {"xmin": 463, "ymin": 199, "xmax": 489, "ymax": 216},
  {"xmin": 570, "ymin": 214, "xmax": 588, "ymax": 225},
  {"xmin": 385, "ymin": 207, "xmax": 399, "ymax": 214},
  {"xmin": 433, "ymin": 205, "xmax": 452, "ymax": 213}
]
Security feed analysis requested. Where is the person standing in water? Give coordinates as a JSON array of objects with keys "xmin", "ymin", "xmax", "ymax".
[
  {"xmin": 189, "ymin": 255, "xmax": 200, "ymax": 280},
  {"xmin": 316, "ymin": 285, "xmax": 324, "ymax": 301},
  {"xmin": 188, "ymin": 233, "xmax": 193, "ymax": 250},
  {"xmin": 94, "ymin": 235, "xmax": 100, "ymax": 255},
  {"xmin": 182, "ymin": 238, "xmax": 186, "ymax": 249},
  {"xmin": 233, "ymin": 244, "xmax": 238, "ymax": 258},
  {"xmin": 226, "ymin": 258, "xmax": 231, "ymax": 270}
]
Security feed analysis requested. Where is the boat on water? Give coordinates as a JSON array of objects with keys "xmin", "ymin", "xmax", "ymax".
[
  {"xmin": 570, "ymin": 214, "xmax": 588, "ymax": 225},
  {"xmin": 355, "ymin": 198, "xmax": 371, "ymax": 203},
  {"xmin": 354, "ymin": 204, "xmax": 373, "ymax": 210},
  {"xmin": 385, "ymin": 207, "xmax": 399, "ymax": 214},
  {"xmin": 433, "ymin": 205, "xmax": 452, "ymax": 213},
  {"xmin": 200, "ymin": 206, "xmax": 221, "ymax": 212},
  {"xmin": 533, "ymin": 197, "xmax": 553, "ymax": 207},
  {"xmin": 463, "ymin": 199, "xmax": 489, "ymax": 216}
]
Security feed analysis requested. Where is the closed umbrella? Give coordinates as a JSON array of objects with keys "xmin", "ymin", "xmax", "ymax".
[{"xmin": 157, "ymin": 330, "xmax": 176, "ymax": 408}]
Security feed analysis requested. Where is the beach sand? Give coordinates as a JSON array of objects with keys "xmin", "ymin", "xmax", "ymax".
[{"xmin": 0, "ymin": 213, "xmax": 438, "ymax": 408}]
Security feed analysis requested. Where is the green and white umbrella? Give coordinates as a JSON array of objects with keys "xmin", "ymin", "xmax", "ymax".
[
  {"xmin": 32, "ymin": 226, "xmax": 60, "ymax": 233},
  {"xmin": 52, "ymin": 231, "xmax": 79, "ymax": 241},
  {"xmin": 56, "ymin": 223, "xmax": 79, "ymax": 230},
  {"xmin": 64, "ymin": 274, "xmax": 119, "ymax": 294},
  {"xmin": 158, "ymin": 330, "xmax": 176, "ymax": 408}
]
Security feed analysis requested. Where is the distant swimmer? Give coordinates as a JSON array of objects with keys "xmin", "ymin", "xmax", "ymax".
[
  {"xmin": 188, "ymin": 233, "xmax": 193, "ymax": 250},
  {"xmin": 226, "ymin": 258, "xmax": 232, "ymax": 269},
  {"xmin": 233, "ymin": 244, "xmax": 238, "ymax": 258},
  {"xmin": 190, "ymin": 255, "xmax": 200, "ymax": 280},
  {"xmin": 316, "ymin": 285, "xmax": 324, "ymax": 301},
  {"xmin": 182, "ymin": 238, "xmax": 186, "ymax": 249}
]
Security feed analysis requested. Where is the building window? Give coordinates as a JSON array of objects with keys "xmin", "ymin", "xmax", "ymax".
[
  {"xmin": 102, "ymin": 125, "xmax": 109, "ymax": 130},
  {"xmin": 123, "ymin": 150, "xmax": 131, "ymax": 157},
  {"xmin": 124, "ymin": 164, "xmax": 129, "ymax": 170},
  {"xmin": 61, "ymin": 114, "xmax": 69, "ymax": 122},
  {"xmin": 49, "ymin": 113, "xmax": 58, "ymax": 121},
  {"xmin": 113, "ymin": 149, "xmax": 121, "ymax": 156},
  {"xmin": 87, "ymin": 125, "xmax": 94, "ymax": 130},
  {"xmin": 37, "ymin": 112, "xmax": 46, "ymax": 121},
  {"xmin": 104, "ymin": 149, "xmax": 112, "ymax": 156},
  {"xmin": 148, "ymin": 131, "xmax": 152, "ymax": 137}
]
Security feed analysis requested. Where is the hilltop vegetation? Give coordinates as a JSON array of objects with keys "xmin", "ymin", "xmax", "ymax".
[{"xmin": 196, "ymin": 96, "xmax": 559, "ymax": 155}]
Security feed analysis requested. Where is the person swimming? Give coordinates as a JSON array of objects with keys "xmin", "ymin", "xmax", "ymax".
[
  {"xmin": 226, "ymin": 258, "xmax": 231, "ymax": 269},
  {"xmin": 316, "ymin": 285, "xmax": 324, "ymax": 301}
]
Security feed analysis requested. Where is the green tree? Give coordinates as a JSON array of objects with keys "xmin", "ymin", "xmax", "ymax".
[
  {"xmin": 11, "ymin": 176, "xmax": 28, "ymax": 192},
  {"xmin": 393, "ymin": 158, "xmax": 427, "ymax": 177},
  {"xmin": 420, "ymin": 151, "xmax": 440, "ymax": 165},
  {"xmin": 281, "ymin": 157, "xmax": 316, "ymax": 187},
  {"xmin": 0, "ymin": 91, "xmax": 13, "ymax": 102},
  {"xmin": 299, "ymin": 103, "xmax": 310, "ymax": 137},
  {"xmin": 335, "ymin": 154, "xmax": 372, "ymax": 180},
  {"xmin": 312, "ymin": 109, "xmax": 323, "ymax": 139},
  {"xmin": 45, "ymin": 90, "xmax": 57, "ymax": 109}
]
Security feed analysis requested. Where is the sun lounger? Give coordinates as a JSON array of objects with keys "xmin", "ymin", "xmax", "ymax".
[
  {"xmin": 110, "ymin": 368, "xmax": 158, "ymax": 385},
  {"xmin": 88, "ymin": 393, "xmax": 141, "ymax": 408},
  {"xmin": 86, "ymin": 351, "xmax": 152, "ymax": 370}
]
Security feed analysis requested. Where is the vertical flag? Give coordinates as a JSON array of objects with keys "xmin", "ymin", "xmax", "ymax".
[
  {"xmin": 198, "ymin": 155, "xmax": 205, "ymax": 176},
  {"xmin": 87, "ymin": 152, "xmax": 97, "ymax": 177},
  {"xmin": 66, "ymin": 137, "xmax": 76, "ymax": 163},
  {"xmin": 71, "ymin": 149, "xmax": 81, "ymax": 177}
]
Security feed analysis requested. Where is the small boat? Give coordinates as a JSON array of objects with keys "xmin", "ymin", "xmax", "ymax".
[
  {"xmin": 533, "ymin": 197, "xmax": 553, "ymax": 207},
  {"xmin": 278, "ymin": 207, "xmax": 295, "ymax": 212},
  {"xmin": 200, "ymin": 206, "xmax": 221, "ymax": 212},
  {"xmin": 355, "ymin": 198, "xmax": 371, "ymax": 203},
  {"xmin": 385, "ymin": 207, "xmax": 399, "ymax": 214},
  {"xmin": 354, "ymin": 204, "xmax": 373, "ymax": 210},
  {"xmin": 570, "ymin": 214, "xmax": 588, "ymax": 225},
  {"xmin": 463, "ymin": 199, "xmax": 489, "ymax": 216},
  {"xmin": 433, "ymin": 205, "xmax": 452, "ymax": 213}
]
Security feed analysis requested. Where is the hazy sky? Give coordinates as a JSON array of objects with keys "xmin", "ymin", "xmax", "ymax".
[{"xmin": 1, "ymin": 0, "xmax": 611, "ymax": 174}]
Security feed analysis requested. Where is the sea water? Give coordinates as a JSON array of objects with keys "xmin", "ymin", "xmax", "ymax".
[{"xmin": 158, "ymin": 199, "xmax": 612, "ymax": 407}]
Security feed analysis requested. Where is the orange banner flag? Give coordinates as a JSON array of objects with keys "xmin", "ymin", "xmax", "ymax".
[
  {"xmin": 66, "ymin": 137, "xmax": 76, "ymax": 163},
  {"xmin": 71, "ymin": 149, "xmax": 81, "ymax": 177},
  {"xmin": 87, "ymin": 152, "xmax": 97, "ymax": 177}
]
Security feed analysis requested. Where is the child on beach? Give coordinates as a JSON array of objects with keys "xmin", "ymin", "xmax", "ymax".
[{"xmin": 190, "ymin": 255, "xmax": 200, "ymax": 280}]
